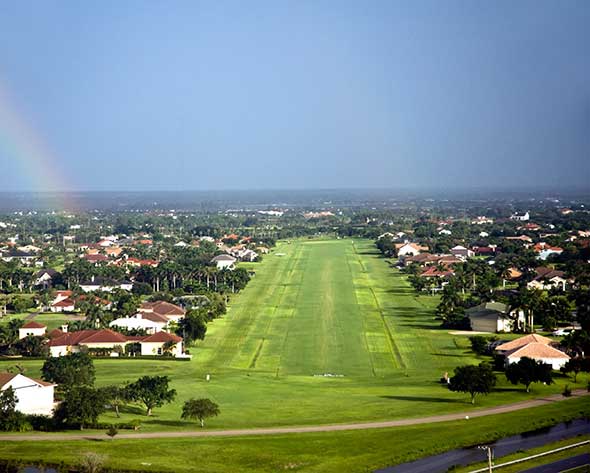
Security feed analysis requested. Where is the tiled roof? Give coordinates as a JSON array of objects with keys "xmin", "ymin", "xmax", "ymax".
[
  {"xmin": 141, "ymin": 331, "xmax": 182, "ymax": 343},
  {"xmin": 0, "ymin": 372, "xmax": 17, "ymax": 387},
  {"xmin": 21, "ymin": 321, "xmax": 46, "ymax": 329},
  {"xmin": 49, "ymin": 329, "xmax": 127, "ymax": 347},
  {"xmin": 141, "ymin": 301, "xmax": 185, "ymax": 317},
  {"xmin": 507, "ymin": 342, "xmax": 570, "ymax": 360},
  {"xmin": 52, "ymin": 298, "xmax": 75, "ymax": 307},
  {"xmin": 495, "ymin": 334, "xmax": 553, "ymax": 352}
]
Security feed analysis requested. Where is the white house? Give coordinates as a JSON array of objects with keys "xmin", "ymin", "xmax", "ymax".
[
  {"xmin": 18, "ymin": 321, "xmax": 47, "ymax": 339},
  {"xmin": 211, "ymin": 254, "xmax": 237, "ymax": 270},
  {"xmin": 510, "ymin": 211, "xmax": 530, "ymax": 221},
  {"xmin": 0, "ymin": 373, "xmax": 55, "ymax": 416},
  {"xmin": 504, "ymin": 343, "xmax": 570, "ymax": 370},
  {"xmin": 109, "ymin": 316, "xmax": 165, "ymax": 334},
  {"xmin": 450, "ymin": 245, "xmax": 474, "ymax": 259},
  {"xmin": 139, "ymin": 331, "xmax": 183, "ymax": 356},
  {"xmin": 79, "ymin": 276, "xmax": 133, "ymax": 293},
  {"xmin": 396, "ymin": 242, "xmax": 428, "ymax": 257}
]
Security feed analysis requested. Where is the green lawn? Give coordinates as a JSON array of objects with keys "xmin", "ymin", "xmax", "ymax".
[
  {"xmin": 0, "ymin": 239, "xmax": 585, "ymax": 432},
  {"xmin": 1, "ymin": 397, "xmax": 589, "ymax": 473}
]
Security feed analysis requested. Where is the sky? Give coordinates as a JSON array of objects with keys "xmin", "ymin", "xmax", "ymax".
[{"xmin": 0, "ymin": 1, "xmax": 589, "ymax": 192}]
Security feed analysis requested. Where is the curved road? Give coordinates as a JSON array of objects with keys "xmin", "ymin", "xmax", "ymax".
[{"xmin": 2, "ymin": 390, "xmax": 588, "ymax": 441}]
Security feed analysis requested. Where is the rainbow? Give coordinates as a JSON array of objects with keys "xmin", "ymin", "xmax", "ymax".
[{"xmin": 0, "ymin": 79, "xmax": 75, "ymax": 211}]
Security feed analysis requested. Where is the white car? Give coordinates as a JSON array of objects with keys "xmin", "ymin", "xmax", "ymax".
[{"xmin": 552, "ymin": 328, "xmax": 575, "ymax": 337}]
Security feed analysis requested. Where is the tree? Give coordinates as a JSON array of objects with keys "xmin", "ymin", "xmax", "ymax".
[
  {"xmin": 181, "ymin": 398, "xmax": 220, "ymax": 427},
  {"xmin": 0, "ymin": 387, "xmax": 28, "ymax": 432},
  {"xmin": 106, "ymin": 425, "xmax": 118, "ymax": 440},
  {"xmin": 98, "ymin": 385, "xmax": 129, "ymax": 418},
  {"xmin": 505, "ymin": 357, "xmax": 553, "ymax": 392},
  {"xmin": 469, "ymin": 336, "xmax": 490, "ymax": 355},
  {"xmin": 126, "ymin": 376, "xmax": 176, "ymax": 416},
  {"xmin": 54, "ymin": 386, "xmax": 105, "ymax": 429},
  {"xmin": 0, "ymin": 386, "xmax": 16, "ymax": 415},
  {"xmin": 41, "ymin": 352, "xmax": 95, "ymax": 389},
  {"xmin": 448, "ymin": 363, "xmax": 496, "ymax": 404},
  {"xmin": 176, "ymin": 309, "xmax": 207, "ymax": 343},
  {"xmin": 561, "ymin": 357, "xmax": 590, "ymax": 383},
  {"xmin": 14, "ymin": 335, "xmax": 49, "ymax": 357}
]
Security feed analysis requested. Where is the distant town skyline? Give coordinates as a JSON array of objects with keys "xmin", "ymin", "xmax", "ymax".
[{"xmin": 1, "ymin": 1, "xmax": 589, "ymax": 192}]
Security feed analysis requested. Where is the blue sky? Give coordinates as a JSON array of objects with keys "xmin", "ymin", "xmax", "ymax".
[{"xmin": 0, "ymin": 1, "xmax": 589, "ymax": 191}]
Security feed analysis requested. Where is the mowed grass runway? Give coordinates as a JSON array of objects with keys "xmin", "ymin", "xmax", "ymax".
[{"xmin": 0, "ymin": 239, "xmax": 576, "ymax": 431}]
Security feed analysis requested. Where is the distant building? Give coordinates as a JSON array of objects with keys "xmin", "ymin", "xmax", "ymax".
[
  {"xmin": 510, "ymin": 212, "xmax": 530, "ymax": 221},
  {"xmin": 211, "ymin": 254, "xmax": 237, "ymax": 270},
  {"xmin": 466, "ymin": 302, "xmax": 524, "ymax": 333}
]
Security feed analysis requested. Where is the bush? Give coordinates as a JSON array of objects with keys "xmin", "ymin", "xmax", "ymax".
[
  {"xmin": 26, "ymin": 414, "xmax": 56, "ymax": 431},
  {"xmin": 562, "ymin": 385, "xmax": 572, "ymax": 397},
  {"xmin": 469, "ymin": 336, "xmax": 488, "ymax": 355}
]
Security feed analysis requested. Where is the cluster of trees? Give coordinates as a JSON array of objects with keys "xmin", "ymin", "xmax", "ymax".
[
  {"xmin": 447, "ymin": 356, "xmax": 558, "ymax": 404},
  {"xmin": 16, "ymin": 353, "xmax": 221, "ymax": 431}
]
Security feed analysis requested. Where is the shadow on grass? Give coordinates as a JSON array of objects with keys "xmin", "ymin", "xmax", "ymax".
[
  {"xmin": 141, "ymin": 419, "xmax": 187, "ymax": 428},
  {"xmin": 119, "ymin": 405, "xmax": 146, "ymax": 416},
  {"xmin": 380, "ymin": 395, "xmax": 463, "ymax": 403}
]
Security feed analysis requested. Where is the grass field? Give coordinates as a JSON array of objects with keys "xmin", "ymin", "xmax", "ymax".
[
  {"xmin": 1, "ymin": 397, "xmax": 589, "ymax": 473},
  {"xmin": 0, "ymin": 239, "xmax": 586, "ymax": 432}
]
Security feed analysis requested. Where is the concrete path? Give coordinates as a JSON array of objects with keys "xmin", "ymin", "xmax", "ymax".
[{"xmin": 1, "ymin": 389, "xmax": 588, "ymax": 442}]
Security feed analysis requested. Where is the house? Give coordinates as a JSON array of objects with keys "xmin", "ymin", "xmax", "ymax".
[
  {"xmin": 450, "ymin": 245, "xmax": 474, "ymax": 259},
  {"xmin": 139, "ymin": 331, "xmax": 183, "ymax": 356},
  {"xmin": 1, "ymin": 249, "xmax": 37, "ymax": 265},
  {"xmin": 138, "ymin": 301, "xmax": 186, "ymax": 324},
  {"xmin": 211, "ymin": 254, "xmax": 237, "ymax": 270},
  {"xmin": 83, "ymin": 254, "xmax": 109, "ymax": 265},
  {"xmin": 79, "ymin": 276, "xmax": 133, "ymax": 293},
  {"xmin": 419, "ymin": 266, "xmax": 454, "ymax": 278},
  {"xmin": 396, "ymin": 242, "xmax": 429, "ymax": 257},
  {"xmin": 505, "ymin": 235, "xmax": 533, "ymax": 244},
  {"xmin": 527, "ymin": 267, "xmax": 567, "ymax": 291},
  {"xmin": 471, "ymin": 216, "xmax": 494, "ymax": 225},
  {"xmin": 494, "ymin": 335, "xmax": 570, "ymax": 370},
  {"xmin": 18, "ymin": 321, "xmax": 47, "ymax": 339},
  {"xmin": 110, "ymin": 315, "xmax": 166, "ymax": 334},
  {"xmin": 510, "ymin": 212, "xmax": 530, "ymax": 221},
  {"xmin": 48, "ymin": 328, "xmax": 185, "ymax": 358},
  {"xmin": 104, "ymin": 246, "xmax": 123, "ymax": 257},
  {"xmin": 466, "ymin": 302, "xmax": 525, "ymax": 333},
  {"xmin": 472, "ymin": 246, "xmax": 496, "ymax": 256},
  {"xmin": 34, "ymin": 269, "xmax": 60, "ymax": 289},
  {"xmin": 50, "ymin": 297, "xmax": 76, "ymax": 313},
  {"xmin": 533, "ymin": 243, "xmax": 563, "ymax": 261},
  {"xmin": 0, "ymin": 373, "xmax": 55, "ymax": 416},
  {"xmin": 495, "ymin": 333, "xmax": 553, "ymax": 354}
]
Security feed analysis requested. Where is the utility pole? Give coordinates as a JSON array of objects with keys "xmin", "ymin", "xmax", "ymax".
[{"xmin": 477, "ymin": 445, "xmax": 493, "ymax": 472}]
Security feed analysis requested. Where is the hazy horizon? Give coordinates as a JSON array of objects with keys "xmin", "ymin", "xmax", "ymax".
[{"xmin": 1, "ymin": 1, "xmax": 589, "ymax": 192}]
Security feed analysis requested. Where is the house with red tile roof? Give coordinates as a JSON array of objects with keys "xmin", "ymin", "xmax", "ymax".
[
  {"xmin": 18, "ymin": 321, "xmax": 47, "ymax": 339},
  {"xmin": 48, "ymin": 328, "xmax": 184, "ymax": 358}
]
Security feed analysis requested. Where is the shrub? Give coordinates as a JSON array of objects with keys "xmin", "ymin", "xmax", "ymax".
[{"xmin": 562, "ymin": 385, "xmax": 572, "ymax": 397}]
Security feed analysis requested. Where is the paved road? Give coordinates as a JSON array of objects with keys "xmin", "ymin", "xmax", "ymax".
[
  {"xmin": 521, "ymin": 453, "xmax": 590, "ymax": 473},
  {"xmin": 0, "ymin": 389, "xmax": 588, "ymax": 442}
]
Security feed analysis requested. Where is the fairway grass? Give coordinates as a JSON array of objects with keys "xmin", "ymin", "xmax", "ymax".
[
  {"xmin": 0, "ymin": 239, "xmax": 584, "ymax": 432},
  {"xmin": 1, "ymin": 397, "xmax": 589, "ymax": 473}
]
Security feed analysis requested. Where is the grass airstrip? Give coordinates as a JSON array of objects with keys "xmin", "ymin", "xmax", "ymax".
[{"xmin": 0, "ymin": 239, "xmax": 585, "ymax": 433}]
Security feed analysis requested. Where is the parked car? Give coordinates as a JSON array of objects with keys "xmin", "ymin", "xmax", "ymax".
[{"xmin": 552, "ymin": 327, "xmax": 575, "ymax": 337}]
